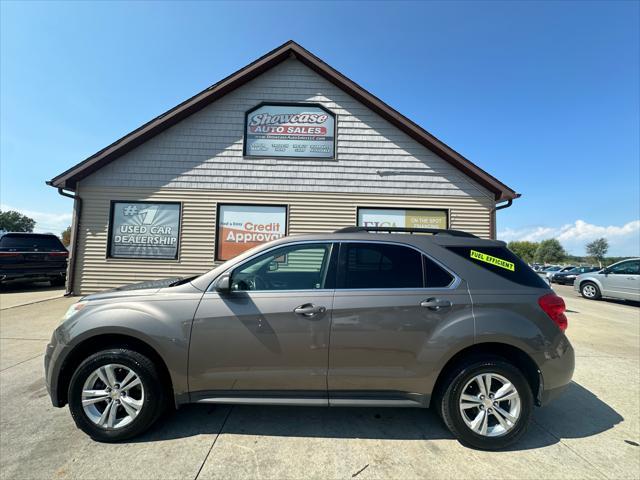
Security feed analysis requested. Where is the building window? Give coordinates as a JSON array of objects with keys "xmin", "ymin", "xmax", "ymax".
[
  {"xmin": 216, "ymin": 204, "xmax": 287, "ymax": 261},
  {"xmin": 243, "ymin": 103, "xmax": 336, "ymax": 159},
  {"xmin": 108, "ymin": 201, "xmax": 181, "ymax": 259},
  {"xmin": 357, "ymin": 207, "xmax": 448, "ymax": 230}
]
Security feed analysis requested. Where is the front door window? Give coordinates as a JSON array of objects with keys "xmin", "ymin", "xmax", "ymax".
[{"xmin": 231, "ymin": 243, "xmax": 333, "ymax": 291}]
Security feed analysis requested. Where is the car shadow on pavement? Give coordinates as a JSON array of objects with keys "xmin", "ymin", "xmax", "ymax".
[{"xmin": 129, "ymin": 381, "xmax": 622, "ymax": 451}]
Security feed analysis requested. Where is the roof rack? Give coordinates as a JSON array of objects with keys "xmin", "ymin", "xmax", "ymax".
[{"xmin": 334, "ymin": 226, "xmax": 478, "ymax": 238}]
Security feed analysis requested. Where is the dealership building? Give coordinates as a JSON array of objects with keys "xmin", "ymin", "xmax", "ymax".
[{"xmin": 48, "ymin": 41, "xmax": 519, "ymax": 294}]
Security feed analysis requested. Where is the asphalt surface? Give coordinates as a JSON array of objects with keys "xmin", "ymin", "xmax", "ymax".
[{"xmin": 0, "ymin": 284, "xmax": 638, "ymax": 479}]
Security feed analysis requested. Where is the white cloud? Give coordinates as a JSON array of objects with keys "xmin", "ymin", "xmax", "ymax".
[
  {"xmin": 499, "ymin": 220, "xmax": 640, "ymax": 257},
  {"xmin": 0, "ymin": 204, "xmax": 72, "ymax": 235}
]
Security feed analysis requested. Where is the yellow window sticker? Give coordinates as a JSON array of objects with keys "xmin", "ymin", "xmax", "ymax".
[{"xmin": 470, "ymin": 250, "xmax": 515, "ymax": 271}]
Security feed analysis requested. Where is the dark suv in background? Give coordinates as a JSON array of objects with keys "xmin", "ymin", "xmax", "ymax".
[
  {"xmin": 45, "ymin": 227, "xmax": 574, "ymax": 450},
  {"xmin": 552, "ymin": 266, "xmax": 600, "ymax": 285},
  {"xmin": 0, "ymin": 232, "xmax": 68, "ymax": 287}
]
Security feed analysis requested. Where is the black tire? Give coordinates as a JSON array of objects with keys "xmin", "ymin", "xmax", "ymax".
[
  {"xmin": 50, "ymin": 277, "xmax": 66, "ymax": 287},
  {"xmin": 438, "ymin": 357, "xmax": 533, "ymax": 450},
  {"xmin": 68, "ymin": 348, "xmax": 167, "ymax": 442},
  {"xmin": 580, "ymin": 281, "xmax": 601, "ymax": 300}
]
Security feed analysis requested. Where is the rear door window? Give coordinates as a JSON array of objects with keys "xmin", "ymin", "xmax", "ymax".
[
  {"xmin": 337, "ymin": 243, "xmax": 423, "ymax": 289},
  {"xmin": 0, "ymin": 234, "xmax": 66, "ymax": 252},
  {"xmin": 447, "ymin": 246, "xmax": 548, "ymax": 288}
]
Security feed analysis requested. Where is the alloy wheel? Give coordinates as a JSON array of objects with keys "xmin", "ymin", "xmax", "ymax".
[
  {"xmin": 81, "ymin": 363, "xmax": 144, "ymax": 429},
  {"xmin": 458, "ymin": 373, "xmax": 521, "ymax": 437}
]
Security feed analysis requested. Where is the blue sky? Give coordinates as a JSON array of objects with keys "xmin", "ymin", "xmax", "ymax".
[{"xmin": 1, "ymin": 1, "xmax": 638, "ymax": 255}]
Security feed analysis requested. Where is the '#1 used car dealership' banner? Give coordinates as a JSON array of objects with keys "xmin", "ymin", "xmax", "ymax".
[
  {"xmin": 244, "ymin": 104, "xmax": 335, "ymax": 158},
  {"xmin": 109, "ymin": 202, "xmax": 181, "ymax": 259},
  {"xmin": 217, "ymin": 205, "xmax": 287, "ymax": 260},
  {"xmin": 358, "ymin": 208, "xmax": 448, "ymax": 230}
]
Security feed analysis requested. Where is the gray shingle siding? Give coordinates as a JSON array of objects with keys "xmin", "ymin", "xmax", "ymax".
[{"xmin": 82, "ymin": 58, "xmax": 493, "ymax": 201}]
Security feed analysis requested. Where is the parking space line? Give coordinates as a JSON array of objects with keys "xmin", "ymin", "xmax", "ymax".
[
  {"xmin": 0, "ymin": 337, "xmax": 50, "ymax": 341},
  {"xmin": 0, "ymin": 353, "xmax": 43, "ymax": 373},
  {"xmin": 0, "ymin": 294, "xmax": 66, "ymax": 311},
  {"xmin": 532, "ymin": 419, "xmax": 609, "ymax": 479},
  {"xmin": 194, "ymin": 406, "xmax": 234, "ymax": 480}
]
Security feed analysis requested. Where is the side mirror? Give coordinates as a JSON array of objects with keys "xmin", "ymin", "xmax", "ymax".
[
  {"xmin": 601, "ymin": 268, "xmax": 609, "ymax": 275},
  {"xmin": 215, "ymin": 273, "xmax": 231, "ymax": 293}
]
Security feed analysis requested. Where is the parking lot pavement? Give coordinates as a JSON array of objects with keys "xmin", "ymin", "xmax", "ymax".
[
  {"xmin": 0, "ymin": 288, "xmax": 638, "ymax": 480},
  {"xmin": 0, "ymin": 282, "xmax": 65, "ymax": 310}
]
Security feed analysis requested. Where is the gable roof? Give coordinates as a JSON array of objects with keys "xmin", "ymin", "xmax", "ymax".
[{"xmin": 47, "ymin": 40, "xmax": 518, "ymax": 202}]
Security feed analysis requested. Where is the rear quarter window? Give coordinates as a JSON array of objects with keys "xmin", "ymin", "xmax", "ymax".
[{"xmin": 447, "ymin": 246, "xmax": 549, "ymax": 288}]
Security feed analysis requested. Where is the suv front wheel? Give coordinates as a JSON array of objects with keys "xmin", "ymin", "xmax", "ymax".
[
  {"xmin": 439, "ymin": 358, "xmax": 533, "ymax": 450},
  {"xmin": 68, "ymin": 348, "xmax": 166, "ymax": 442}
]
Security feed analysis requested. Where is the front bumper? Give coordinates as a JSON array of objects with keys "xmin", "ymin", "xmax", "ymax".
[{"xmin": 44, "ymin": 329, "xmax": 69, "ymax": 407}]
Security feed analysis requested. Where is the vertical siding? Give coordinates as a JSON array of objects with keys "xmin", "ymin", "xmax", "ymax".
[{"xmin": 74, "ymin": 185, "xmax": 492, "ymax": 293}]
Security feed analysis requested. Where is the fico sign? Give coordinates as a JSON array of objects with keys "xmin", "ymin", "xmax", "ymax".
[{"xmin": 244, "ymin": 103, "xmax": 335, "ymax": 158}]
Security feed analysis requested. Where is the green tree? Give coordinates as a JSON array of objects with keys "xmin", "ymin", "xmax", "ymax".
[
  {"xmin": 534, "ymin": 238, "xmax": 567, "ymax": 264},
  {"xmin": 586, "ymin": 237, "xmax": 609, "ymax": 268},
  {"xmin": 0, "ymin": 210, "xmax": 36, "ymax": 232},
  {"xmin": 61, "ymin": 226, "xmax": 72, "ymax": 247},
  {"xmin": 507, "ymin": 241, "xmax": 539, "ymax": 264}
]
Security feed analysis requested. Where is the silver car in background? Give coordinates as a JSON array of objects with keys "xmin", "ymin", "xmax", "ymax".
[{"xmin": 575, "ymin": 258, "xmax": 640, "ymax": 301}]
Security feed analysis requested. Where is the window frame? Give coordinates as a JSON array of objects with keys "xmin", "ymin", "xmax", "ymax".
[
  {"xmin": 356, "ymin": 206, "xmax": 450, "ymax": 230},
  {"xmin": 215, "ymin": 203, "xmax": 289, "ymax": 262},
  {"xmin": 210, "ymin": 241, "xmax": 338, "ymax": 293},
  {"xmin": 106, "ymin": 200, "xmax": 182, "ymax": 260},
  {"xmin": 335, "ymin": 241, "xmax": 459, "ymax": 291}
]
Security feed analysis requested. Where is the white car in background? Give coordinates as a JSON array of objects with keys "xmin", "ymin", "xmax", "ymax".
[{"xmin": 575, "ymin": 258, "xmax": 640, "ymax": 301}]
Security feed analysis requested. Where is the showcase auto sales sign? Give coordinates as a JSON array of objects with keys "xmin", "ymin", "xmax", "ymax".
[{"xmin": 244, "ymin": 104, "xmax": 335, "ymax": 158}]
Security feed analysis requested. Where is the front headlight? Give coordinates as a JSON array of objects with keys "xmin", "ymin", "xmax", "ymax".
[{"xmin": 62, "ymin": 301, "xmax": 88, "ymax": 322}]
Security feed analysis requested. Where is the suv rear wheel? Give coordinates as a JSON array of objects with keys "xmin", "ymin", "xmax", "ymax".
[
  {"xmin": 439, "ymin": 358, "xmax": 533, "ymax": 450},
  {"xmin": 580, "ymin": 281, "xmax": 601, "ymax": 300},
  {"xmin": 68, "ymin": 348, "xmax": 166, "ymax": 442}
]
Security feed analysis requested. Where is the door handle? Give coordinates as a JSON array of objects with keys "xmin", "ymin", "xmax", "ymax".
[
  {"xmin": 294, "ymin": 303, "xmax": 326, "ymax": 317},
  {"xmin": 420, "ymin": 298, "xmax": 452, "ymax": 311}
]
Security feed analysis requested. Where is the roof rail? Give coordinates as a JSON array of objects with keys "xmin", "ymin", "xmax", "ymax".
[{"xmin": 334, "ymin": 226, "xmax": 478, "ymax": 238}]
